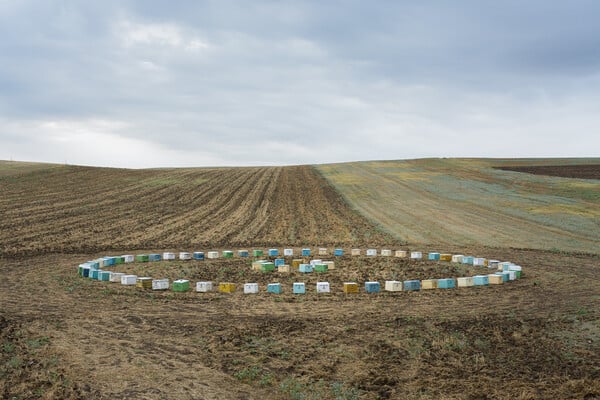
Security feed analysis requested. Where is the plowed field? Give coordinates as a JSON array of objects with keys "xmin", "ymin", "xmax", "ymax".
[{"xmin": 1, "ymin": 160, "xmax": 599, "ymax": 400}]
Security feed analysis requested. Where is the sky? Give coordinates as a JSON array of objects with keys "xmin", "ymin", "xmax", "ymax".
[{"xmin": 0, "ymin": 1, "xmax": 599, "ymax": 168}]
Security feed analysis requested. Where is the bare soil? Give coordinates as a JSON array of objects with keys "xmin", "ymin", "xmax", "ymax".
[{"xmin": 495, "ymin": 164, "xmax": 600, "ymax": 180}]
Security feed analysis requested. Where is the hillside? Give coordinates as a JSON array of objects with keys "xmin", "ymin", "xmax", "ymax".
[{"xmin": 317, "ymin": 158, "xmax": 600, "ymax": 254}]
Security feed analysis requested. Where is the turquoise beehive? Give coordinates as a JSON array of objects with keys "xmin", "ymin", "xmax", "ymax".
[
  {"xmin": 299, "ymin": 264, "xmax": 313, "ymax": 273},
  {"xmin": 428, "ymin": 252, "xmax": 441, "ymax": 261},
  {"xmin": 365, "ymin": 281, "xmax": 380, "ymax": 293},
  {"xmin": 403, "ymin": 280, "xmax": 421, "ymax": 291},
  {"xmin": 495, "ymin": 271, "xmax": 510, "ymax": 282},
  {"xmin": 102, "ymin": 257, "xmax": 116, "ymax": 267},
  {"xmin": 334, "ymin": 248, "xmax": 344, "ymax": 256},
  {"xmin": 462, "ymin": 256, "xmax": 474, "ymax": 265},
  {"xmin": 267, "ymin": 283, "xmax": 282, "ymax": 294},
  {"xmin": 301, "ymin": 248, "xmax": 311, "ymax": 257},
  {"xmin": 274, "ymin": 258, "xmax": 285, "ymax": 267},
  {"xmin": 193, "ymin": 252, "xmax": 205, "ymax": 260},
  {"xmin": 238, "ymin": 250, "xmax": 249, "ymax": 257},
  {"xmin": 293, "ymin": 282, "xmax": 305, "ymax": 294},
  {"xmin": 268, "ymin": 249, "xmax": 279, "ymax": 257},
  {"xmin": 148, "ymin": 253, "xmax": 161, "ymax": 262},
  {"xmin": 473, "ymin": 275, "xmax": 489, "ymax": 286},
  {"xmin": 437, "ymin": 278, "xmax": 456, "ymax": 289},
  {"xmin": 99, "ymin": 271, "xmax": 111, "ymax": 281},
  {"xmin": 90, "ymin": 269, "xmax": 100, "ymax": 280}
]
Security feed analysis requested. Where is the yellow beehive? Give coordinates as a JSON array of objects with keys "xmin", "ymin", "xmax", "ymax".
[
  {"xmin": 136, "ymin": 277, "xmax": 153, "ymax": 289},
  {"xmin": 421, "ymin": 279, "xmax": 437, "ymax": 290},
  {"xmin": 440, "ymin": 254, "xmax": 452, "ymax": 262},
  {"xmin": 278, "ymin": 265, "xmax": 290, "ymax": 273},
  {"xmin": 343, "ymin": 282, "xmax": 359, "ymax": 294},
  {"xmin": 323, "ymin": 261, "xmax": 335, "ymax": 270},
  {"xmin": 488, "ymin": 274, "xmax": 504, "ymax": 285},
  {"xmin": 351, "ymin": 249, "xmax": 361, "ymax": 256},
  {"xmin": 292, "ymin": 259, "xmax": 303, "ymax": 269},
  {"xmin": 395, "ymin": 250, "xmax": 407, "ymax": 258},
  {"xmin": 219, "ymin": 282, "xmax": 236, "ymax": 293}
]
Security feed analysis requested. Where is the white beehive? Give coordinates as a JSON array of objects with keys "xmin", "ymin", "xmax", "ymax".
[
  {"xmin": 410, "ymin": 251, "xmax": 422, "ymax": 260},
  {"xmin": 163, "ymin": 252, "xmax": 176, "ymax": 260},
  {"xmin": 244, "ymin": 283, "xmax": 259, "ymax": 294},
  {"xmin": 381, "ymin": 249, "xmax": 392, "ymax": 257},
  {"xmin": 207, "ymin": 251, "xmax": 219, "ymax": 259},
  {"xmin": 110, "ymin": 272, "xmax": 125, "ymax": 283},
  {"xmin": 488, "ymin": 260, "xmax": 500, "ymax": 269},
  {"xmin": 457, "ymin": 277, "xmax": 474, "ymax": 287},
  {"xmin": 284, "ymin": 248, "xmax": 294, "ymax": 256},
  {"xmin": 384, "ymin": 280, "xmax": 403, "ymax": 291},
  {"xmin": 310, "ymin": 259, "xmax": 323, "ymax": 266},
  {"xmin": 366, "ymin": 249, "xmax": 377, "ymax": 256},
  {"xmin": 196, "ymin": 281, "xmax": 213, "ymax": 292},
  {"xmin": 121, "ymin": 275, "xmax": 137, "ymax": 285},
  {"xmin": 152, "ymin": 278, "xmax": 169, "ymax": 290},
  {"xmin": 316, "ymin": 282, "xmax": 330, "ymax": 293},
  {"xmin": 451, "ymin": 255, "xmax": 464, "ymax": 263},
  {"xmin": 122, "ymin": 255, "xmax": 135, "ymax": 263},
  {"xmin": 179, "ymin": 252, "xmax": 192, "ymax": 260},
  {"xmin": 473, "ymin": 257, "xmax": 487, "ymax": 266}
]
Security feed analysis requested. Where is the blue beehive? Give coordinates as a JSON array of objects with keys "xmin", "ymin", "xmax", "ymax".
[
  {"xmin": 462, "ymin": 256, "xmax": 474, "ymax": 265},
  {"xmin": 82, "ymin": 267, "xmax": 90, "ymax": 278},
  {"xmin": 274, "ymin": 258, "xmax": 285, "ymax": 267},
  {"xmin": 268, "ymin": 249, "xmax": 279, "ymax": 257},
  {"xmin": 193, "ymin": 252, "xmax": 205, "ymax": 260},
  {"xmin": 103, "ymin": 257, "xmax": 116, "ymax": 267},
  {"xmin": 473, "ymin": 275, "xmax": 489, "ymax": 286},
  {"xmin": 293, "ymin": 282, "xmax": 305, "ymax": 294},
  {"xmin": 238, "ymin": 250, "xmax": 249, "ymax": 257},
  {"xmin": 334, "ymin": 248, "xmax": 344, "ymax": 256},
  {"xmin": 267, "ymin": 283, "xmax": 282, "ymax": 294},
  {"xmin": 301, "ymin": 248, "xmax": 311, "ymax": 257},
  {"xmin": 496, "ymin": 271, "xmax": 510, "ymax": 282},
  {"xmin": 437, "ymin": 278, "xmax": 456, "ymax": 289},
  {"xmin": 299, "ymin": 264, "xmax": 313, "ymax": 273},
  {"xmin": 403, "ymin": 280, "xmax": 421, "ymax": 291},
  {"xmin": 428, "ymin": 252, "xmax": 441, "ymax": 261},
  {"xmin": 149, "ymin": 253, "xmax": 162, "ymax": 262},
  {"xmin": 365, "ymin": 281, "xmax": 381, "ymax": 293}
]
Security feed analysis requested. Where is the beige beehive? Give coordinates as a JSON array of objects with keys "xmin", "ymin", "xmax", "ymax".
[
  {"xmin": 207, "ymin": 251, "xmax": 219, "ymax": 259},
  {"xmin": 488, "ymin": 274, "xmax": 504, "ymax": 285},
  {"xmin": 394, "ymin": 250, "xmax": 407, "ymax": 258},
  {"xmin": 421, "ymin": 279, "xmax": 437, "ymax": 290},
  {"xmin": 351, "ymin": 249, "xmax": 361, "ymax": 256},
  {"xmin": 381, "ymin": 249, "xmax": 392, "ymax": 257},
  {"xmin": 323, "ymin": 261, "xmax": 335, "ymax": 270},
  {"xmin": 451, "ymin": 255, "xmax": 464, "ymax": 263},
  {"xmin": 318, "ymin": 248, "xmax": 328, "ymax": 256},
  {"xmin": 277, "ymin": 265, "xmax": 290, "ymax": 273},
  {"xmin": 457, "ymin": 277, "xmax": 474, "ymax": 287}
]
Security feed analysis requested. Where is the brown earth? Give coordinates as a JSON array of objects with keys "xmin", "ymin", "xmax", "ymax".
[
  {"xmin": 495, "ymin": 164, "xmax": 600, "ymax": 180},
  {"xmin": 1, "ymin": 161, "xmax": 599, "ymax": 399}
]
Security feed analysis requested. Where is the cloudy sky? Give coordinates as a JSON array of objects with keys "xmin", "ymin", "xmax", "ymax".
[{"xmin": 1, "ymin": 1, "xmax": 599, "ymax": 168}]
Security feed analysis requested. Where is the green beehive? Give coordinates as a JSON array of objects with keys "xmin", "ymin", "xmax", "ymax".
[
  {"xmin": 136, "ymin": 254, "xmax": 149, "ymax": 262},
  {"xmin": 253, "ymin": 249, "xmax": 264, "ymax": 257},
  {"xmin": 223, "ymin": 250, "xmax": 234, "ymax": 259},
  {"xmin": 261, "ymin": 262, "xmax": 275, "ymax": 272},
  {"xmin": 173, "ymin": 279, "xmax": 190, "ymax": 292},
  {"xmin": 314, "ymin": 264, "xmax": 328, "ymax": 273},
  {"xmin": 114, "ymin": 256, "xmax": 125, "ymax": 264}
]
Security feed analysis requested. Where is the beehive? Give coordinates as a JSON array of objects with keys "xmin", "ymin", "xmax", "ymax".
[
  {"xmin": 94, "ymin": 258, "xmax": 105, "ymax": 268},
  {"xmin": 219, "ymin": 282, "xmax": 236, "ymax": 293},
  {"xmin": 196, "ymin": 281, "xmax": 213, "ymax": 292},
  {"xmin": 301, "ymin": 248, "xmax": 311, "ymax": 257},
  {"xmin": 207, "ymin": 251, "xmax": 219, "ymax": 259},
  {"xmin": 384, "ymin": 280, "xmax": 403, "ymax": 291},
  {"xmin": 103, "ymin": 257, "xmax": 116, "ymax": 267},
  {"xmin": 222, "ymin": 251, "xmax": 234, "ymax": 259},
  {"xmin": 88, "ymin": 261, "xmax": 100, "ymax": 269},
  {"xmin": 381, "ymin": 249, "xmax": 392, "ymax": 257},
  {"xmin": 110, "ymin": 272, "xmax": 124, "ymax": 283},
  {"xmin": 152, "ymin": 279, "xmax": 169, "ymax": 290},
  {"xmin": 252, "ymin": 261, "xmax": 266, "ymax": 271},
  {"xmin": 508, "ymin": 265, "xmax": 522, "ymax": 279},
  {"xmin": 274, "ymin": 258, "xmax": 285, "ymax": 267},
  {"xmin": 343, "ymin": 282, "xmax": 359, "ymax": 293},
  {"xmin": 351, "ymin": 249, "xmax": 361, "ymax": 256},
  {"xmin": 277, "ymin": 265, "xmax": 290, "ymax": 273},
  {"xmin": 323, "ymin": 261, "xmax": 335, "ymax": 270},
  {"xmin": 334, "ymin": 248, "xmax": 344, "ymax": 256},
  {"xmin": 121, "ymin": 275, "xmax": 137, "ymax": 285},
  {"xmin": 268, "ymin": 249, "xmax": 279, "ymax": 257},
  {"xmin": 90, "ymin": 269, "xmax": 100, "ymax": 280},
  {"xmin": 365, "ymin": 281, "xmax": 381, "ymax": 293},
  {"xmin": 473, "ymin": 257, "xmax": 487, "ymax": 267},
  {"xmin": 244, "ymin": 283, "xmax": 259, "ymax": 294},
  {"xmin": 123, "ymin": 255, "xmax": 135, "ymax": 263},
  {"xmin": 299, "ymin": 264, "xmax": 313, "ymax": 273},
  {"xmin": 404, "ymin": 280, "xmax": 421, "ymax": 291},
  {"xmin": 261, "ymin": 262, "xmax": 275, "ymax": 272},
  {"xmin": 193, "ymin": 252, "xmax": 205, "ymax": 260},
  {"xmin": 292, "ymin": 259, "xmax": 303, "ymax": 269},
  {"xmin": 267, "ymin": 283, "xmax": 282, "ymax": 294},
  {"xmin": 98, "ymin": 271, "xmax": 111, "ymax": 282},
  {"xmin": 508, "ymin": 271, "xmax": 517, "ymax": 281},
  {"xmin": 495, "ymin": 272, "xmax": 510, "ymax": 282},
  {"xmin": 437, "ymin": 278, "xmax": 456, "ymax": 289},
  {"xmin": 284, "ymin": 248, "xmax": 294, "ymax": 256},
  {"xmin": 488, "ymin": 260, "xmax": 500, "ymax": 269},
  {"xmin": 316, "ymin": 282, "xmax": 330, "ymax": 293},
  {"xmin": 136, "ymin": 277, "xmax": 153, "ymax": 289},
  {"xmin": 179, "ymin": 252, "xmax": 192, "ymax": 260},
  {"xmin": 462, "ymin": 256, "xmax": 474, "ymax": 265},
  {"xmin": 293, "ymin": 282, "xmax": 305, "ymax": 294},
  {"xmin": 114, "ymin": 256, "xmax": 125, "ymax": 264},
  {"xmin": 451, "ymin": 255, "xmax": 464, "ymax": 263},
  {"xmin": 148, "ymin": 253, "xmax": 161, "ymax": 262},
  {"xmin": 500, "ymin": 262, "xmax": 513, "ymax": 271},
  {"xmin": 421, "ymin": 279, "xmax": 437, "ymax": 290},
  {"xmin": 410, "ymin": 252, "xmax": 422, "ymax": 260},
  {"xmin": 173, "ymin": 279, "xmax": 190, "ymax": 292},
  {"xmin": 163, "ymin": 252, "xmax": 176, "ymax": 260},
  {"xmin": 253, "ymin": 249, "xmax": 264, "ymax": 257},
  {"xmin": 366, "ymin": 249, "xmax": 377, "ymax": 256},
  {"xmin": 473, "ymin": 275, "xmax": 489, "ymax": 286},
  {"xmin": 395, "ymin": 250, "xmax": 407, "ymax": 258},
  {"xmin": 457, "ymin": 277, "xmax": 474, "ymax": 287},
  {"xmin": 488, "ymin": 274, "xmax": 503, "ymax": 285},
  {"xmin": 81, "ymin": 266, "xmax": 90, "ymax": 278},
  {"xmin": 428, "ymin": 252, "xmax": 440, "ymax": 261},
  {"xmin": 318, "ymin": 248, "xmax": 328, "ymax": 256},
  {"xmin": 238, "ymin": 250, "xmax": 249, "ymax": 257},
  {"xmin": 440, "ymin": 254, "xmax": 452, "ymax": 262},
  {"xmin": 310, "ymin": 259, "xmax": 322, "ymax": 265},
  {"xmin": 314, "ymin": 264, "xmax": 328, "ymax": 273}
]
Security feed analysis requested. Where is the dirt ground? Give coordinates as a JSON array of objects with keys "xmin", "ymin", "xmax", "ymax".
[
  {"xmin": 495, "ymin": 164, "xmax": 600, "ymax": 180},
  {"xmin": 1, "ymin": 247, "xmax": 599, "ymax": 399}
]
